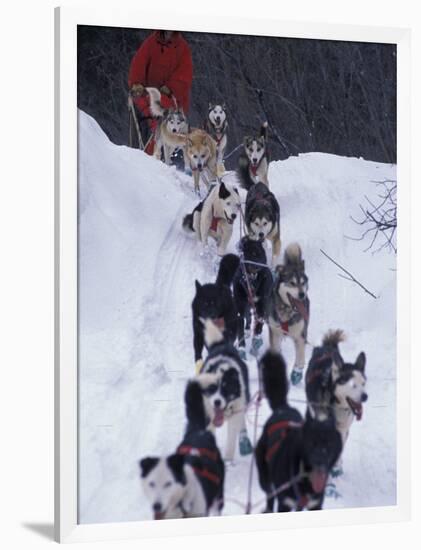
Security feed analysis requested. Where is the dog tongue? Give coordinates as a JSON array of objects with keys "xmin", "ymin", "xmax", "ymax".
[
  {"xmin": 213, "ymin": 407, "xmax": 224, "ymax": 427},
  {"xmin": 288, "ymin": 294, "xmax": 309, "ymax": 322},
  {"xmin": 310, "ymin": 468, "xmax": 328, "ymax": 493},
  {"xmin": 355, "ymin": 403, "xmax": 363, "ymax": 421}
]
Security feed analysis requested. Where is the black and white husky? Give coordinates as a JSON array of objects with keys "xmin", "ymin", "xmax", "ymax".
[
  {"xmin": 182, "ymin": 179, "xmax": 241, "ymax": 256},
  {"xmin": 267, "ymin": 243, "xmax": 310, "ymax": 385},
  {"xmin": 139, "ymin": 380, "xmax": 225, "ymax": 520},
  {"xmin": 305, "ymin": 330, "xmax": 367, "ymax": 472},
  {"xmin": 196, "ymin": 319, "xmax": 252, "ymax": 461},
  {"xmin": 237, "ymin": 122, "xmax": 269, "ymax": 189},
  {"xmin": 255, "ymin": 351, "xmax": 342, "ymax": 513},
  {"xmin": 204, "ymin": 103, "xmax": 228, "ymax": 177}
]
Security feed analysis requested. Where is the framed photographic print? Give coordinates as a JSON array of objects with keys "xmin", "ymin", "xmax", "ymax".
[{"xmin": 55, "ymin": 5, "xmax": 411, "ymax": 543}]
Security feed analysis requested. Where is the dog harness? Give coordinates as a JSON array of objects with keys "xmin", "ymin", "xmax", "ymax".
[
  {"xmin": 177, "ymin": 445, "xmax": 221, "ymax": 486},
  {"xmin": 265, "ymin": 417, "xmax": 303, "ymax": 464},
  {"xmin": 210, "ymin": 205, "xmax": 223, "ymax": 232}
]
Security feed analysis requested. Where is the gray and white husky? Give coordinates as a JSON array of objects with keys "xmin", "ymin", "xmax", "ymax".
[
  {"xmin": 267, "ymin": 243, "xmax": 310, "ymax": 385},
  {"xmin": 204, "ymin": 103, "xmax": 228, "ymax": 177},
  {"xmin": 245, "ymin": 181, "xmax": 281, "ymax": 265},
  {"xmin": 182, "ymin": 179, "xmax": 241, "ymax": 256},
  {"xmin": 237, "ymin": 122, "xmax": 269, "ymax": 189},
  {"xmin": 147, "ymin": 87, "xmax": 189, "ymax": 167}
]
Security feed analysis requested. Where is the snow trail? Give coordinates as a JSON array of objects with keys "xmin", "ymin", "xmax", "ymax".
[{"xmin": 78, "ymin": 111, "xmax": 396, "ymax": 523}]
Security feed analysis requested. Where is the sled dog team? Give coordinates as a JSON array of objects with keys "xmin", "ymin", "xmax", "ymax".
[{"xmin": 139, "ymin": 88, "xmax": 368, "ymax": 519}]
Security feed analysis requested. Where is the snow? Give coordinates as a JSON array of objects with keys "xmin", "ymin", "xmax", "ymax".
[{"xmin": 78, "ymin": 110, "xmax": 396, "ymax": 523}]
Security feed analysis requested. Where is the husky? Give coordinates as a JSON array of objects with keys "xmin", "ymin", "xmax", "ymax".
[
  {"xmin": 305, "ymin": 330, "xmax": 367, "ymax": 473},
  {"xmin": 148, "ymin": 88, "xmax": 218, "ymax": 191},
  {"xmin": 139, "ymin": 380, "xmax": 224, "ymax": 519},
  {"xmin": 237, "ymin": 122, "xmax": 269, "ymax": 189},
  {"xmin": 255, "ymin": 351, "xmax": 342, "ymax": 512},
  {"xmin": 245, "ymin": 182, "xmax": 281, "ymax": 265},
  {"xmin": 182, "ymin": 179, "xmax": 241, "ymax": 256},
  {"xmin": 196, "ymin": 319, "xmax": 252, "ymax": 461},
  {"xmin": 191, "ymin": 254, "xmax": 239, "ymax": 372},
  {"xmin": 233, "ymin": 236, "xmax": 273, "ymax": 358},
  {"xmin": 204, "ymin": 103, "xmax": 228, "ymax": 177},
  {"xmin": 146, "ymin": 87, "xmax": 188, "ymax": 167},
  {"xmin": 267, "ymin": 243, "xmax": 310, "ymax": 386}
]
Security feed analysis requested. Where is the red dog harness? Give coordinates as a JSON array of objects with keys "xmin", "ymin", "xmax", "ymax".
[
  {"xmin": 265, "ymin": 420, "xmax": 303, "ymax": 463},
  {"xmin": 177, "ymin": 445, "xmax": 221, "ymax": 486},
  {"xmin": 210, "ymin": 205, "xmax": 223, "ymax": 232}
]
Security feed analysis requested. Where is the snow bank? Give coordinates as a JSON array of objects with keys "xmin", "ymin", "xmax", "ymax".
[{"xmin": 78, "ymin": 110, "xmax": 396, "ymax": 523}]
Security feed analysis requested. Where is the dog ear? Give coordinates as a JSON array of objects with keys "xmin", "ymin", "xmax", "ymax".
[
  {"xmin": 219, "ymin": 181, "xmax": 230, "ymax": 199},
  {"xmin": 243, "ymin": 136, "xmax": 251, "ymax": 147},
  {"xmin": 222, "ymin": 103, "xmax": 226, "ymax": 111},
  {"xmin": 139, "ymin": 457, "xmax": 159, "ymax": 478},
  {"xmin": 167, "ymin": 454, "xmax": 186, "ymax": 485},
  {"xmin": 195, "ymin": 280, "xmax": 202, "ymax": 292},
  {"xmin": 208, "ymin": 102, "xmax": 214, "ymax": 110},
  {"xmin": 355, "ymin": 352, "xmax": 366, "ymax": 373},
  {"xmin": 187, "ymin": 137, "xmax": 193, "ymax": 147}
]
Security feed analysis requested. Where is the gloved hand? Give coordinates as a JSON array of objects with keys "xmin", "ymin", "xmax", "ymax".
[
  {"xmin": 160, "ymin": 85, "xmax": 171, "ymax": 96},
  {"xmin": 131, "ymin": 83, "xmax": 145, "ymax": 97}
]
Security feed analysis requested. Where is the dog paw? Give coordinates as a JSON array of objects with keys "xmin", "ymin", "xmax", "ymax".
[{"xmin": 290, "ymin": 368, "xmax": 303, "ymax": 385}]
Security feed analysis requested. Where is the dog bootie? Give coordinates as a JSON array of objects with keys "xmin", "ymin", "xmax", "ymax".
[
  {"xmin": 290, "ymin": 368, "xmax": 303, "ymax": 385},
  {"xmin": 250, "ymin": 336, "xmax": 263, "ymax": 357},
  {"xmin": 239, "ymin": 429, "xmax": 253, "ymax": 456},
  {"xmin": 331, "ymin": 464, "xmax": 344, "ymax": 478},
  {"xmin": 238, "ymin": 348, "xmax": 247, "ymax": 360},
  {"xmin": 325, "ymin": 482, "xmax": 341, "ymax": 499}
]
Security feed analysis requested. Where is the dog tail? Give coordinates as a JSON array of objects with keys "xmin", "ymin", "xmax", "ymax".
[
  {"xmin": 284, "ymin": 242, "xmax": 303, "ymax": 266},
  {"xmin": 215, "ymin": 253, "xmax": 240, "ymax": 287},
  {"xmin": 203, "ymin": 318, "xmax": 224, "ymax": 348},
  {"xmin": 236, "ymin": 155, "xmax": 255, "ymax": 191},
  {"xmin": 322, "ymin": 329, "xmax": 345, "ymax": 348},
  {"xmin": 185, "ymin": 379, "xmax": 208, "ymax": 431},
  {"xmin": 146, "ymin": 87, "xmax": 165, "ymax": 118},
  {"xmin": 182, "ymin": 213, "xmax": 194, "ymax": 233},
  {"xmin": 260, "ymin": 350, "xmax": 288, "ymax": 411},
  {"xmin": 260, "ymin": 121, "xmax": 268, "ymax": 140}
]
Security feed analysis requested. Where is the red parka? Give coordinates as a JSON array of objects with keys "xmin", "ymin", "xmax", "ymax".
[{"xmin": 128, "ymin": 31, "xmax": 193, "ymax": 114}]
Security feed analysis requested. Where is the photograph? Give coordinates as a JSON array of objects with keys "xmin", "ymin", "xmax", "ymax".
[{"xmin": 76, "ymin": 25, "xmax": 397, "ymax": 524}]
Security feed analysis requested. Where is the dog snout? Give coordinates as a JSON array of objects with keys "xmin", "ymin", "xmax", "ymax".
[
  {"xmin": 153, "ymin": 502, "xmax": 162, "ymax": 513},
  {"xmin": 231, "ymin": 213, "xmax": 237, "ymax": 220},
  {"xmin": 214, "ymin": 399, "xmax": 222, "ymax": 408},
  {"xmin": 252, "ymin": 158, "xmax": 258, "ymax": 164},
  {"xmin": 299, "ymin": 291, "xmax": 305, "ymax": 299},
  {"xmin": 172, "ymin": 128, "xmax": 177, "ymax": 133},
  {"xmin": 259, "ymin": 232, "xmax": 264, "ymax": 239},
  {"xmin": 361, "ymin": 392, "xmax": 368, "ymax": 402},
  {"xmin": 197, "ymin": 163, "xmax": 203, "ymax": 170}
]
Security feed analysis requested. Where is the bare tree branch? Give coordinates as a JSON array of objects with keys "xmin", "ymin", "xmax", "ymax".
[{"xmin": 320, "ymin": 249, "xmax": 378, "ymax": 299}]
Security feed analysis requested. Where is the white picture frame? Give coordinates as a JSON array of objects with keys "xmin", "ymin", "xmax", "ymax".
[{"xmin": 55, "ymin": 5, "xmax": 411, "ymax": 543}]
